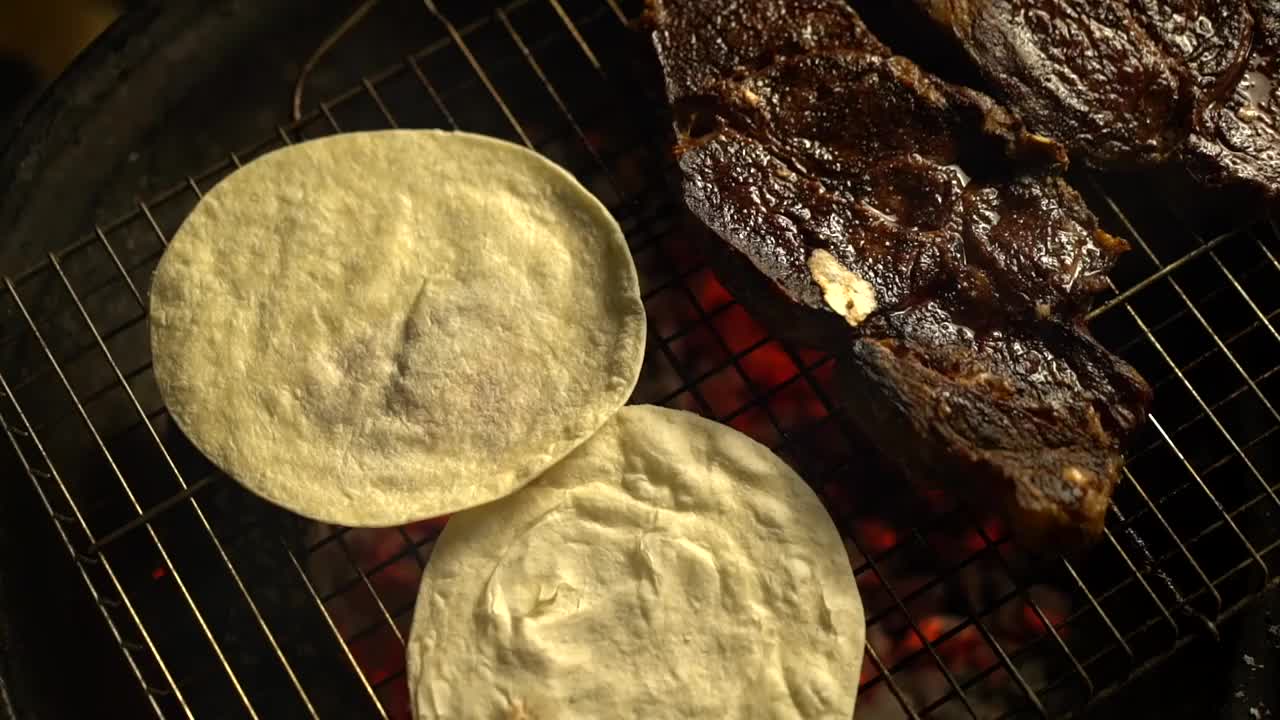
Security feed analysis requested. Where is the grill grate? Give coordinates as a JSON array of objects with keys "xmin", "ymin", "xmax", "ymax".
[{"xmin": 2, "ymin": 0, "xmax": 1279, "ymax": 717}]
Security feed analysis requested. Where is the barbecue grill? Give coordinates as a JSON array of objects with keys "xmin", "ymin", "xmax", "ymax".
[{"xmin": 1, "ymin": 0, "xmax": 1278, "ymax": 718}]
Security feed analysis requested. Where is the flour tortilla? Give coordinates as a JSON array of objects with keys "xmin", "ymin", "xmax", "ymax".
[
  {"xmin": 407, "ymin": 405, "xmax": 865, "ymax": 719},
  {"xmin": 150, "ymin": 130, "xmax": 645, "ymax": 526}
]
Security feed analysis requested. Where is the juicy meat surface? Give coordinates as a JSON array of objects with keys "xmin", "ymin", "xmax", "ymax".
[
  {"xmin": 650, "ymin": 0, "xmax": 888, "ymax": 101},
  {"xmin": 912, "ymin": 0, "xmax": 1196, "ymax": 169},
  {"xmin": 1132, "ymin": 0, "xmax": 1254, "ymax": 100},
  {"xmin": 649, "ymin": 0, "xmax": 1153, "ymax": 548},
  {"xmin": 917, "ymin": 0, "xmax": 1280, "ymax": 201},
  {"xmin": 1177, "ymin": 0, "xmax": 1280, "ymax": 201}
]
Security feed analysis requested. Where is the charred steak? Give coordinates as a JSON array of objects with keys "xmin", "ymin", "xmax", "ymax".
[
  {"xmin": 648, "ymin": 0, "xmax": 1153, "ymax": 548},
  {"xmin": 1176, "ymin": 1, "xmax": 1280, "ymax": 202},
  {"xmin": 915, "ymin": 0, "xmax": 1280, "ymax": 202},
  {"xmin": 1132, "ymin": 0, "xmax": 1254, "ymax": 101},
  {"xmin": 909, "ymin": 0, "xmax": 1196, "ymax": 169}
]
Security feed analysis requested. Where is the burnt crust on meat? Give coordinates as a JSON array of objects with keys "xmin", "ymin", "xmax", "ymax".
[
  {"xmin": 1176, "ymin": 1, "xmax": 1280, "ymax": 203},
  {"xmin": 1126, "ymin": 0, "xmax": 1280, "ymax": 207},
  {"xmin": 916, "ymin": 0, "xmax": 1280, "ymax": 205},
  {"xmin": 645, "ymin": 0, "xmax": 888, "ymax": 102},
  {"xmin": 912, "ymin": 0, "xmax": 1197, "ymax": 170},
  {"xmin": 649, "ymin": 0, "xmax": 1153, "ymax": 548},
  {"xmin": 1132, "ymin": 0, "xmax": 1254, "ymax": 101},
  {"xmin": 845, "ymin": 305, "xmax": 1149, "ymax": 547}
]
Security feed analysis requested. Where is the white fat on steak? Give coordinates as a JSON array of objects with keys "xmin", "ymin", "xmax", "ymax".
[{"xmin": 808, "ymin": 248, "xmax": 878, "ymax": 326}]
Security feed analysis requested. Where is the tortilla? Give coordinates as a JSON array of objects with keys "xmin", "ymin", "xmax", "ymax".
[
  {"xmin": 407, "ymin": 405, "xmax": 865, "ymax": 719},
  {"xmin": 149, "ymin": 130, "xmax": 645, "ymax": 526}
]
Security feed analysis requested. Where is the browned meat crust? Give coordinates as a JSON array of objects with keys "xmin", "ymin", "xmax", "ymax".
[
  {"xmin": 916, "ymin": 0, "xmax": 1280, "ymax": 204},
  {"xmin": 1176, "ymin": 1, "xmax": 1280, "ymax": 203},
  {"xmin": 649, "ymin": 0, "xmax": 888, "ymax": 101},
  {"xmin": 912, "ymin": 0, "xmax": 1197, "ymax": 169},
  {"xmin": 1132, "ymin": 0, "xmax": 1254, "ymax": 100},
  {"xmin": 649, "ymin": 0, "xmax": 1153, "ymax": 548}
]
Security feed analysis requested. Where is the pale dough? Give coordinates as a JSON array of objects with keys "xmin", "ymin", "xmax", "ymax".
[
  {"xmin": 407, "ymin": 405, "xmax": 865, "ymax": 719},
  {"xmin": 149, "ymin": 130, "xmax": 645, "ymax": 526}
]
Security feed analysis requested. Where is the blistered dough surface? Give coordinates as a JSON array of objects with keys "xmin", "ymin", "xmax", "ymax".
[{"xmin": 407, "ymin": 405, "xmax": 865, "ymax": 719}]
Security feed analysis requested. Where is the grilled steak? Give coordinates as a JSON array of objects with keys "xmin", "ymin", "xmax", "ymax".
[
  {"xmin": 910, "ymin": 0, "xmax": 1196, "ymax": 169},
  {"xmin": 914, "ymin": 0, "xmax": 1280, "ymax": 202},
  {"xmin": 1176, "ymin": 1, "xmax": 1280, "ymax": 202},
  {"xmin": 649, "ymin": 0, "xmax": 1153, "ymax": 548},
  {"xmin": 650, "ymin": 0, "xmax": 888, "ymax": 101},
  {"xmin": 1132, "ymin": 0, "xmax": 1254, "ymax": 100}
]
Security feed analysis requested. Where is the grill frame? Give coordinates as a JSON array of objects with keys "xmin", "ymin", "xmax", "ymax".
[{"xmin": 0, "ymin": 0, "xmax": 1278, "ymax": 717}]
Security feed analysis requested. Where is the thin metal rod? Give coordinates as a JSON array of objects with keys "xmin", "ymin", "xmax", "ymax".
[
  {"xmin": 54, "ymin": 242, "xmax": 323, "ymax": 714},
  {"xmin": 4, "ymin": 277, "xmax": 259, "ymax": 718},
  {"xmin": 1123, "ymin": 305, "xmax": 1280, "ymax": 514},
  {"xmin": 334, "ymin": 534, "xmax": 408, "ymax": 645},
  {"xmin": 0, "ymin": 371, "xmax": 187, "ymax": 718},
  {"xmin": 293, "ymin": 0, "xmax": 383, "ymax": 122},
  {"xmin": 1110, "ymin": 261, "xmax": 1272, "ymax": 357},
  {"xmin": 973, "ymin": 615, "xmax": 1049, "ymax": 717},
  {"xmin": 397, "ymin": 526, "xmax": 431, "ymax": 570},
  {"xmin": 1147, "ymin": 415, "xmax": 1268, "ymax": 585},
  {"xmin": 93, "ymin": 227, "xmax": 145, "ymax": 307},
  {"xmin": 547, "ymin": 0, "xmax": 603, "ymax": 71},
  {"xmin": 1061, "ymin": 557, "xmax": 1132, "ymax": 660},
  {"xmin": 849, "ymin": 534, "xmax": 983, "ymax": 717},
  {"xmin": 318, "ymin": 533, "xmax": 432, "ymax": 605},
  {"xmin": 307, "ymin": 525, "xmax": 351, "ymax": 555},
  {"xmin": 1164, "ymin": 204, "xmax": 1280, "ymax": 352},
  {"xmin": 1120, "ymin": 467, "xmax": 1222, "ymax": 615},
  {"xmin": 862, "ymin": 643, "xmax": 924, "ymax": 720},
  {"xmin": 343, "ymin": 597, "xmax": 418, "ymax": 647},
  {"xmin": 1102, "ymin": 526, "xmax": 1180, "ymax": 648},
  {"xmin": 135, "ymin": 201, "xmax": 170, "ymax": 247},
  {"xmin": 1122, "ymin": 307, "xmax": 1280, "ymax": 468},
  {"xmin": 285, "ymin": 541, "xmax": 388, "ymax": 720},
  {"xmin": 423, "ymin": 0, "xmax": 531, "ymax": 146},
  {"xmin": 362, "ymin": 78, "xmax": 398, "ymax": 128},
  {"xmin": 1085, "ymin": 227, "xmax": 1239, "ymax": 321},
  {"xmin": 602, "ymin": 0, "xmax": 628, "ymax": 24},
  {"xmin": 972, "ymin": 519, "xmax": 1094, "ymax": 698},
  {"xmin": 1093, "ymin": 187, "xmax": 1280, "ymax": 509},
  {"xmin": 406, "ymin": 55, "xmax": 459, "ymax": 129},
  {"xmin": 86, "ymin": 474, "xmax": 217, "ymax": 555},
  {"xmin": 8, "ymin": 323, "xmax": 151, "ymax": 432}
]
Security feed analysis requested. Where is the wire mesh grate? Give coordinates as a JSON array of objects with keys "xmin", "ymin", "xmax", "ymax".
[{"xmin": 1, "ymin": 0, "xmax": 1279, "ymax": 718}]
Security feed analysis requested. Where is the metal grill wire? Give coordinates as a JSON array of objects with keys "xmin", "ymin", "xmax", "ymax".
[{"xmin": 0, "ymin": 0, "xmax": 1278, "ymax": 717}]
